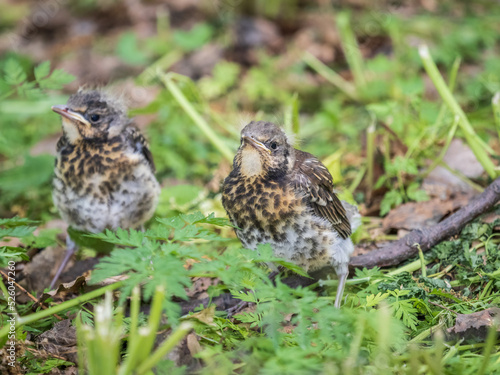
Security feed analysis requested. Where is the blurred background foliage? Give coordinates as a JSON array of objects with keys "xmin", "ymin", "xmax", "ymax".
[{"xmin": 1, "ymin": 0, "xmax": 499, "ymax": 223}]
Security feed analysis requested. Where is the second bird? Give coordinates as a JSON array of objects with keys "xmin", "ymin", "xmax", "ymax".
[
  {"xmin": 222, "ymin": 121, "xmax": 359, "ymax": 308},
  {"xmin": 50, "ymin": 89, "xmax": 160, "ymax": 289}
]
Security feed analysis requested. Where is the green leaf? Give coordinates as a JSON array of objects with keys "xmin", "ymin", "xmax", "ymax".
[
  {"xmin": 84, "ymin": 228, "xmax": 146, "ymax": 249},
  {"xmin": 0, "ymin": 226, "xmax": 37, "ymax": 239},
  {"xmin": 429, "ymin": 288, "xmax": 461, "ymax": 303},
  {"xmin": 37, "ymin": 68, "xmax": 75, "ymax": 90},
  {"xmin": 391, "ymin": 299, "xmax": 419, "ymax": 330},
  {"xmin": 231, "ymin": 290, "xmax": 258, "ymax": 303},
  {"xmin": 198, "ymin": 61, "xmax": 241, "ymax": 99},
  {"xmin": 0, "ymin": 217, "xmax": 39, "ymax": 227},
  {"xmin": 4, "ymin": 58, "xmax": 26, "ymax": 85},
  {"xmin": 21, "ymin": 228, "xmax": 60, "ymax": 249},
  {"xmin": 406, "ymin": 182, "xmax": 429, "ymax": 202},
  {"xmin": 0, "ymin": 246, "xmax": 30, "ymax": 265},
  {"xmin": 366, "ymin": 292, "xmax": 389, "ymax": 307},
  {"xmin": 385, "ymin": 156, "xmax": 418, "ymax": 176},
  {"xmin": 380, "ymin": 190, "xmax": 403, "ymax": 215},
  {"xmin": 173, "ymin": 23, "xmax": 213, "ymax": 51},
  {"xmin": 34, "ymin": 61, "xmax": 50, "ymax": 81},
  {"xmin": 0, "ymin": 155, "xmax": 54, "ymax": 199},
  {"xmin": 116, "ymin": 32, "xmax": 148, "ymax": 66}
]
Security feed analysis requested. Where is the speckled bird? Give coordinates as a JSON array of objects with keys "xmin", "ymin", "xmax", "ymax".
[
  {"xmin": 222, "ymin": 121, "xmax": 360, "ymax": 307},
  {"xmin": 50, "ymin": 89, "xmax": 160, "ymax": 289}
]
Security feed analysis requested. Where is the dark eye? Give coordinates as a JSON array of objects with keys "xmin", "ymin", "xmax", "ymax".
[
  {"xmin": 270, "ymin": 142, "xmax": 278, "ymax": 150},
  {"xmin": 90, "ymin": 114, "xmax": 100, "ymax": 122}
]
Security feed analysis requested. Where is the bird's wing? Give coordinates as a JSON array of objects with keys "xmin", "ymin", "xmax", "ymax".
[
  {"xmin": 125, "ymin": 126, "xmax": 156, "ymax": 173},
  {"xmin": 291, "ymin": 150, "xmax": 351, "ymax": 239}
]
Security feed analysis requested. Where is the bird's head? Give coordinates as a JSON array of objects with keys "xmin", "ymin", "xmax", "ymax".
[
  {"xmin": 234, "ymin": 121, "xmax": 295, "ymax": 179},
  {"xmin": 52, "ymin": 90, "xmax": 129, "ymax": 143}
]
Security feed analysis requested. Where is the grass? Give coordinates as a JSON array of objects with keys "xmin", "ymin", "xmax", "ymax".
[{"xmin": 1, "ymin": 1, "xmax": 500, "ymax": 374}]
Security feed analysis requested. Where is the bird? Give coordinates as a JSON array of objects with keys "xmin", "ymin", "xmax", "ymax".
[
  {"xmin": 221, "ymin": 121, "xmax": 360, "ymax": 308},
  {"xmin": 50, "ymin": 89, "xmax": 161, "ymax": 289}
]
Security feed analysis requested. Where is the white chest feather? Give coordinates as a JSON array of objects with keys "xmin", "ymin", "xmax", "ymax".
[
  {"xmin": 62, "ymin": 118, "xmax": 81, "ymax": 143},
  {"xmin": 240, "ymin": 149, "xmax": 263, "ymax": 177}
]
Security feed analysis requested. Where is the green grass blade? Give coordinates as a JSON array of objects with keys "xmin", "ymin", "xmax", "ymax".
[{"xmin": 419, "ymin": 45, "xmax": 497, "ymax": 179}]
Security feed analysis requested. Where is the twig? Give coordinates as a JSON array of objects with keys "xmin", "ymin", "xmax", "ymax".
[
  {"xmin": 428, "ymin": 300, "xmax": 457, "ymax": 315},
  {"xmin": 0, "ymin": 270, "xmax": 62, "ymax": 320},
  {"xmin": 350, "ymin": 177, "xmax": 500, "ymax": 269}
]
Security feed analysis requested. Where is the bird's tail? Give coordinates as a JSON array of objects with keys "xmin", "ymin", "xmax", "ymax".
[{"xmin": 342, "ymin": 201, "xmax": 361, "ymax": 233}]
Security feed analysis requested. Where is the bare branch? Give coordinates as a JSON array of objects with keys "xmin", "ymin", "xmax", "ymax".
[{"xmin": 350, "ymin": 177, "xmax": 500, "ymax": 269}]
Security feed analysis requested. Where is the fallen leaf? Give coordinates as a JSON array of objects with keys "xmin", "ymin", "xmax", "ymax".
[
  {"xmin": 188, "ymin": 305, "xmax": 216, "ymax": 326},
  {"xmin": 36, "ymin": 276, "xmax": 87, "ymax": 306},
  {"xmin": 423, "ymin": 139, "xmax": 484, "ymax": 199},
  {"xmin": 36, "ymin": 319, "xmax": 78, "ymax": 364},
  {"xmin": 446, "ymin": 307, "xmax": 500, "ymax": 342},
  {"xmin": 382, "ymin": 196, "xmax": 470, "ymax": 232},
  {"xmin": 186, "ymin": 333, "xmax": 202, "ymax": 357}
]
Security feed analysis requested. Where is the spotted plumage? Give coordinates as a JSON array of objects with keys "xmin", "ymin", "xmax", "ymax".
[
  {"xmin": 50, "ymin": 89, "xmax": 160, "ymax": 288},
  {"xmin": 222, "ymin": 121, "xmax": 360, "ymax": 307}
]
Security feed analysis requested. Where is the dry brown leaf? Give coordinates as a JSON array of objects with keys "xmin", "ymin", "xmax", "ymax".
[
  {"xmin": 36, "ymin": 320, "xmax": 78, "ymax": 364},
  {"xmin": 382, "ymin": 196, "xmax": 470, "ymax": 232},
  {"xmin": 446, "ymin": 307, "xmax": 500, "ymax": 342},
  {"xmin": 36, "ymin": 276, "xmax": 87, "ymax": 305},
  {"xmin": 186, "ymin": 333, "xmax": 202, "ymax": 357},
  {"xmin": 188, "ymin": 305, "xmax": 216, "ymax": 326}
]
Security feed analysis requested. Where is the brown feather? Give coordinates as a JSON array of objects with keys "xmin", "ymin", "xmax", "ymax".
[
  {"xmin": 125, "ymin": 126, "xmax": 156, "ymax": 173},
  {"xmin": 292, "ymin": 150, "xmax": 351, "ymax": 239}
]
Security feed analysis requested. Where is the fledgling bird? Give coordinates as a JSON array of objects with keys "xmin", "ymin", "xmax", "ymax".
[
  {"xmin": 50, "ymin": 89, "xmax": 160, "ymax": 289},
  {"xmin": 222, "ymin": 121, "xmax": 360, "ymax": 308}
]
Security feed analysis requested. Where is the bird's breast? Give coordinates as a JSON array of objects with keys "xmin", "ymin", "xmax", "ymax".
[
  {"xmin": 53, "ymin": 139, "xmax": 160, "ymax": 232},
  {"xmin": 222, "ymin": 175, "xmax": 308, "ymax": 230}
]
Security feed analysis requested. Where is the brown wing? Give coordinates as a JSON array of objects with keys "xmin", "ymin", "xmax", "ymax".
[
  {"xmin": 291, "ymin": 150, "xmax": 351, "ymax": 239},
  {"xmin": 125, "ymin": 126, "xmax": 156, "ymax": 173}
]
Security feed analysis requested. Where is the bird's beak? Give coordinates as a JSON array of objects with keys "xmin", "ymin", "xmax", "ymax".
[
  {"xmin": 242, "ymin": 135, "xmax": 271, "ymax": 154},
  {"xmin": 51, "ymin": 105, "xmax": 91, "ymax": 127}
]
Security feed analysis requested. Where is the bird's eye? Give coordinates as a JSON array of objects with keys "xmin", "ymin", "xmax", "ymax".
[
  {"xmin": 270, "ymin": 142, "xmax": 278, "ymax": 150},
  {"xmin": 90, "ymin": 114, "xmax": 100, "ymax": 122}
]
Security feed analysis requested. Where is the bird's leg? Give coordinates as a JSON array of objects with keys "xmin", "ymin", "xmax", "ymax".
[
  {"xmin": 49, "ymin": 235, "xmax": 78, "ymax": 290},
  {"xmin": 334, "ymin": 272, "xmax": 348, "ymax": 308}
]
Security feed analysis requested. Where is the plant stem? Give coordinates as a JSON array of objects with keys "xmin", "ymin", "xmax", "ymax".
[
  {"xmin": 419, "ymin": 45, "xmax": 497, "ymax": 179},
  {"xmin": 303, "ymin": 52, "xmax": 359, "ymax": 101},
  {"xmin": 386, "ymin": 258, "xmax": 432, "ymax": 278},
  {"xmin": 449, "ymin": 268, "xmax": 500, "ymax": 286},
  {"xmin": 438, "ymin": 161, "xmax": 484, "ymax": 192},
  {"xmin": 343, "ymin": 315, "xmax": 365, "ymax": 375},
  {"xmin": 136, "ymin": 322, "xmax": 193, "ymax": 375},
  {"xmin": 407, "ymin": 57, "xmax": 461, "ymax": 160},
  {"xmin": 492, "ymin": 92, "xmax": 500, "ymax": 142},
  {"xmin": 336, "ymin": 11, "xmax": 366, "ymax": 89},
  {"xmin": 366, "ymin": 120, "xmax": 376, "ymax": 201},
  {"xmin": 409, "ymin": 321, "xmax": 446, "ymax": 343},
  {"xmin": 417, "ymin": 244, "xmax": 427, "ymax": 277},
  {"xmin": 348, "ymin": 165, "xmax": 366, "ymax": 194},
  {"xmin": 137, "ymin": 50, "xmax": 182, "ymax": 85},
  {"xmin": 160, "ymin": 73, "xmax": 234, "ymax": 162},
  {"xmin": 420, "ymin": 115, "xmax": 459, "ymax": 179},
  {"xmin": 427, "ymin": 264, "xmax": 454, "ymax": 279},
  {"xmin": 0, "ymin": 281, "xmax": 123, "ymax": 341},
  {"xmin": 140, "ymin": 286, "xmax": 166, "ymax": 361}
]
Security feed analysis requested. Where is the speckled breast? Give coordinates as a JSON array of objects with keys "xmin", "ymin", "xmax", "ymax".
[
  {"xmin": 222, "ymin": 175, "xmax": 341, "ymax": 271},
  {"xmin": 53, "ymin": 139, "xmax": 159, "ymax": 233}
]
